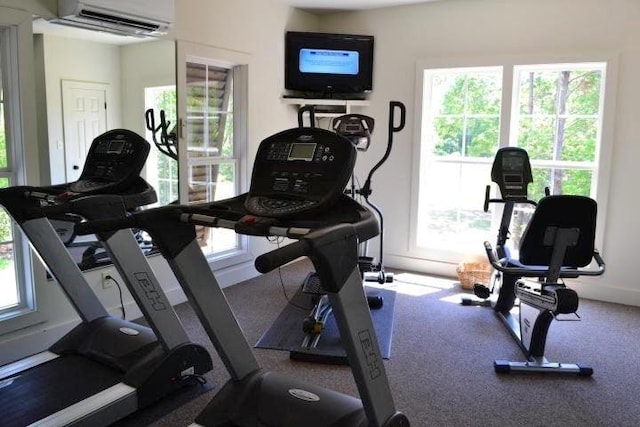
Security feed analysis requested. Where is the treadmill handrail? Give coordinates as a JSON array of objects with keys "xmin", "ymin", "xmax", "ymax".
[
  {"xmin": 484, "ymin": 241, "xmax": 606, "ymax": 277},
  {"xmin": 24, "ymin": 178, "xmax": 157, "ymax": 216},
  {"xmin": 255, "ymin": 239, "xmax": 311, "ymax": 273}
]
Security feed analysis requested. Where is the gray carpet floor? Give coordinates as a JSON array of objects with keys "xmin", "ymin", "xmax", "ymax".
[{"xmin": 129, "ymin": 259, "xmax": 640, "ymax": 426}]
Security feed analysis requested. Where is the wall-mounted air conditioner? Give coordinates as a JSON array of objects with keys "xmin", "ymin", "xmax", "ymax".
[{"xmin": 50, "ymin": 0, "xmax": 174, "ymax": 38}]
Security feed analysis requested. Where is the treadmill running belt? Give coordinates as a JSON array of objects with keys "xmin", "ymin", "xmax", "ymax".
[{"xmin": 0, "ymin": 354, "xmax": 124, "ymax": 427}]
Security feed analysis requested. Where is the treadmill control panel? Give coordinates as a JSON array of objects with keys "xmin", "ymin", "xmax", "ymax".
[
  {"xmin": 245, "ymin": 127, "xmax": 356, "ymax": 217},
  {"xmin": 68, "ymin": 129, "xmax": 150, "ymax": 195}
]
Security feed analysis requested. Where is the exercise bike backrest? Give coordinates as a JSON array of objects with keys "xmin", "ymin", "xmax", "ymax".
[
  {"xmin": 519, "ymin": 195, "xmax": 596, "ymax": 269},
  {"xmin": 68, "ymin": 129, "xmax": 150, "ymax": 196}
]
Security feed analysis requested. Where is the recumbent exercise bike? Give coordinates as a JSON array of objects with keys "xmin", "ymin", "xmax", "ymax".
[{"xmin": 470, "ymin": 147, "xmax": 605, "ymax": 375}]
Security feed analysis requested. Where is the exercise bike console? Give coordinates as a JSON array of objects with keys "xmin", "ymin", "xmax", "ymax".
[
  {"xmin": 245, "ymin": 127, "xmax": 356, "ymax": 217},
  {"xmin": 68, "ymin": 129, "xmax": 150, "ymax": 195},
  {"xmin": 491, "ymin": 147, "xmax": 532, "ymax": 200}
]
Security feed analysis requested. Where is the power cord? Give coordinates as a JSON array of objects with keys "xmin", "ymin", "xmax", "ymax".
[
  {"xmin": 266, "ymin": 236, "xmax": 313, "ymax": 311},
  {"xmin": 104, "ymin": 275, "xmax": 126, "ymax": 320}
]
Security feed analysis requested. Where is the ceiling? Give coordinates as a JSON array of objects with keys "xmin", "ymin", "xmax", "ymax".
[
  {"xmin": 282, "ymin": 0, "xmax": 440, "ymax": 13},
  {"xmin": 32, "ymin": 0, "xmax": 439, "ymax": 45}
]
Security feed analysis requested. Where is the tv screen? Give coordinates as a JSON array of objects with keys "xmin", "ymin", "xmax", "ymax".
[{"xmin": 285, "ymin": 31, "xmax": 374, "ymax": 97}]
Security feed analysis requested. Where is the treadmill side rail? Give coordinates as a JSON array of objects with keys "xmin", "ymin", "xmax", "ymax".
[
  {"xmin": 30, "ymin": 383, "xmax": 136, "ymax": 427},
  {"xmin": 0, "ymin": 351, "xmax": 59, "ymax": 379}
]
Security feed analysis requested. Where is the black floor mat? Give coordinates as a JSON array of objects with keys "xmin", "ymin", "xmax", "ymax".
[{"xmin": 255, "ymin": 286, "xmax": 396, "ymax": 364}]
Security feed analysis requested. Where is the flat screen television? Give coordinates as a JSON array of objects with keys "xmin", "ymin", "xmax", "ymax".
[{"xmin": 284, "ymin": 31, "xmax": 374, "ymax": 99}]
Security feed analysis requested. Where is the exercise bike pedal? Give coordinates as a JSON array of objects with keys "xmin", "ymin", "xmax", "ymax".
[
  {"xmin": 366, "ymin": 293, "xmax": 384, "ymax": 309},
  {"xmin": 473, "ymin": 283, "xmax": 491, "ymax": 299},
  {"xmin": 552, "ymin": 311, "xmax": 582, "ymax": 322}
]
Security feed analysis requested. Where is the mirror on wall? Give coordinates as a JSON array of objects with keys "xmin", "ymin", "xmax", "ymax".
[{"xmin": 32, "ymin": 18, "xmax": 176, "ymax": 270}]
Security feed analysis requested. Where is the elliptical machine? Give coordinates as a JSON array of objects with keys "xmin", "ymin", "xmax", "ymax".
[
  {"xmin": 145, "ymin": 108, "xmax": 178, "ymax": 161},
  {"xmin": 335, "ymin": 110, "xmax": 400, "ymax": 284},
  {"xmin": 293, "ymin": 103, "xmax": 405, "ymax": 363}
]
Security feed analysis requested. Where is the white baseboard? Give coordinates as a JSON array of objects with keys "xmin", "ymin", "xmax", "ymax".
[
  {"xmin": 385, "ymin": 254, "xmax": 458, "ymax": 279},
  {"xmin": 385, "ymin": 254, "xmax": 640, "ymax": 307},
  {"xmin": 571, "ymin": 277, "xmax": 640, "ymax": 307}
]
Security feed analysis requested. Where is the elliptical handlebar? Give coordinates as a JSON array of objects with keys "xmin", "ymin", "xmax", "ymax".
[
  {"xmin": 145, "ymin": 108, "xmax": 178, "ymax": 161},
  {"xmin": 361, "ymin": 101, "xmax": 406, "ymax": 197},
  {"xmin": 297, "ymin": 105, "xmax": 316, "ymax": 128}
]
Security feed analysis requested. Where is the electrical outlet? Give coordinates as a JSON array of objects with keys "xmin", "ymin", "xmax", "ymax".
[{"xmin": 101, "ymin": 271, "xmax": 114, "ymax": 289}]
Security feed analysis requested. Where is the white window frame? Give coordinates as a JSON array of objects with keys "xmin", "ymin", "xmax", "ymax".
[
  {"xmin": 176, "ymin": 41, "xmax": 251, "ymax": 269},
  {"xmin": 0, "ymin": 7, "xmax": 40, "ymax": 330},
  {"xmin": 410, "ymin": 51, "xmax": 618, "ymax": 265}
]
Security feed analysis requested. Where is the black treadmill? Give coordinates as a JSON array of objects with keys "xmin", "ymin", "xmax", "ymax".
[
  {"xmin": 77, "ymin": 124, "xmax": 409, "ymax": 426},
  {"xmin": 0, "ymin": 129, "xmax": 212, "ymax": 427}
]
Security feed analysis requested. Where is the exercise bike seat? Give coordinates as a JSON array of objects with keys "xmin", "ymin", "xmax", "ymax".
[{"xmin": 500, "ymin": 246, "xmax": 580, "ymax": 278}]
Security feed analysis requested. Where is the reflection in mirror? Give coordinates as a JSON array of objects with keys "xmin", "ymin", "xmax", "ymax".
[
  {"xmin": 32, "ymin": 19, "xmax": 176, "ymax": 271},
  {"xmin": 145, "ymin": 88, "xmax": 178, "ymax": 206}
]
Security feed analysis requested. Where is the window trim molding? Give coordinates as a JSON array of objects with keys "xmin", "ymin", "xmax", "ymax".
[
  {"xmin": 410, "ymin": 50, "xmax": 619, "ymax": 264},
  {"xmin": 0, "ymin": 7, "xmax": 44, "ymax": 333}
]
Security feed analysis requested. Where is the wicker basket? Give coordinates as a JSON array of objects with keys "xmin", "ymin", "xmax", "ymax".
[{"xmin": 456, "ymin": 261, "xmax": 493, "ymax": 290}]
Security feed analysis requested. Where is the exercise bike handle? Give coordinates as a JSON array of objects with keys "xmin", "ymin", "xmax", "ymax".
[
  {"xmin": 254, "ymin": 239, "xmax": 311, "ymax": 274},
  {"xmin": 484, "ymin": 241, "xmax": 606, "ymax": 277},
  {"xmin": 483, "ymin": 185, "xmax": 538, "ymax": 213},
  {"xmin": 483, "ymin": 185, "xmax": 491, "ymax": 212}
]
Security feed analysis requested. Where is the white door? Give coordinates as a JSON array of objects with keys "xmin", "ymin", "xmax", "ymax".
[{"xmin": 62, "ymin": 80, "xmax": 108, "ymax": 182}]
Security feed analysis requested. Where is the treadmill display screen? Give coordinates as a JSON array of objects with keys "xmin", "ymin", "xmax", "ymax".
[
  {"xmin": 288, "ymin": 143, "xmax": 316, "ymax": 161},
  {"xmin": 107, "ymin": 141, "xmax": 125, "ymax": 154}
]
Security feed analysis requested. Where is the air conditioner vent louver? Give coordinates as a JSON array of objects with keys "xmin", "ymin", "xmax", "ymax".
[
  {"xmin": 49, "ymin": 0, "xmax": 174, "ymax": 38},
  {"xmin": 78, "ymin": 9, "xmax": 161, "ymax": 32}
]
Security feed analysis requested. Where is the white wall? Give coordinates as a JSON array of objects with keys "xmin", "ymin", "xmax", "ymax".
[{"xmin": 318, "ymin": 0, "xmax": 640, "ymax": 305}]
